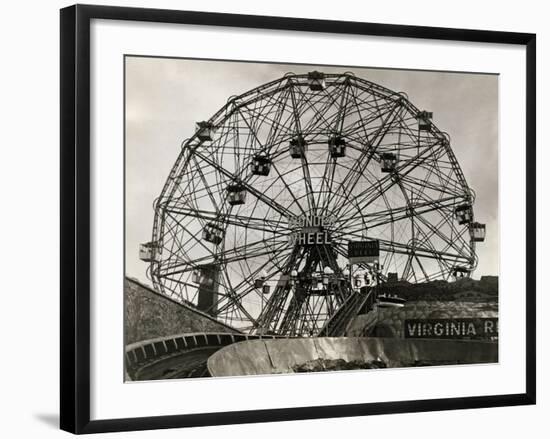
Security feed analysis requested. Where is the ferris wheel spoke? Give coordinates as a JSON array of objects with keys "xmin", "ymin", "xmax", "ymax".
[
  {"xmin": 162, "ymin": 211, "xmax": 216, "ymax": 261},
  {"xmin": 190, "ymin": 156, "xmax": 223, "ymax": 213},
  {"xmin": 333, "ymin": 229, "xmax": 470, "ymax": 264},
  {"xmin": 218, "ymin": 237, "xmax": 290, "ymax": 266},
  {"xmin": 288, "ymin": 87, "xmax": 318, "ymax": 211},
  {"xmin": 264, "ymin": 88, "xmax": 295, "ymax": 149},
  {"xmin": 159, "ymin": 222, "xmax": 199, "ymax": 267},
  {"xmin": 386, "ymin": 238, "xmax": 470, "ymax": 265},
  {"xmin": 158, "ymin": 235, "xmax": 289, "ymax": 277},
  {"xmin": 155, "ymin": 145, "xmax": 198, "ymax": 214},
  {"xmin": 316, "ymin": 159, "xmax": 340, "ymax": 213},
  {"xmin": 317, "ymin": 84, "xmax": 353, "ymax": 211},
  {"xmin": 333, "ymin": 139, "xmax": 444, "ymax": 219},
  {"xmin": 292, "ymin": 80, "xmax": 347, "ymax": 136},
  {"xmin": 215, "ymin": 246, "xmax": 295, "ymax": 315},
  {"xmin": 215, "ymin": 269, "xmax": 259, "ymax": 324},
  {"xmin": 203, "ymin": 76, "xmax": 285, "ymax": 126},
  {"xmin": 269, "ymin": 162, "xmax": 309, "ymax": 216},
  {"xmin": 159, "ymin": 248, "xmax": 288, "ymax": 317},
  {"xmin": 300, "ymin": 85, "xmax": 354, "ymax": 211},
  {"xmin": 409, "ymin": 192, "xmax": 472, "ymax": 252},
  {"xmin": 162, "ymin": 241, "xmax": 290, "ymax": 285},
  {"xmin": 335, "ymin": 210, "xmax": 472, "ymax": 265},
  {"xmin": 414, "ymin": 212, "xmax": 472, "ymax": 256},
  {"xmin": 192, "ymin": 148, "xmax": 293, "ymax": 219},
  {"xmin": 335, "ymin": 194, "xmax": 461, "ymax": 231},
  {"xmin": 343, "ymin": 105, "xmax": 398, "ymax": 143},
  {"xmin": 234, "ymin": 88, "xmax": 293, "ymax": 154},
  {"xmin": 299, "ymin": 152, "xmax": 317, "ymax": 211},
  {"xmin": 398, "ymin": 173, "xmax": 464, "ymax": 199},
  {"xmin": 413, "ymin": 221, "xmax": 458, "ymax": 276},
  {"xmin": 325, "ymin": 104, "xmax": 403, "ymax": 216},
  {"xmin": 328, "ymin": 162, "xmax": 382, "ymax": 220},
  {"xmin": 165, "ymin": 206, "xmax": 289, "ymax": 235},
  {"xmin": 343, "ymin": 85, "xmax": 400, "ymax": 141}
]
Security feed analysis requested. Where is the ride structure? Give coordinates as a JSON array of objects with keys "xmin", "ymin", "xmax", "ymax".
[{"xmin": 140, "ymin": 71, "xmax": 486, "ymax": 337}]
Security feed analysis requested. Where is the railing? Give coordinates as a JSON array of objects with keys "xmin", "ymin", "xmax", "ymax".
[{"xmin": 318, "ymin": 287, "xmax": 376, "ymax": 337}]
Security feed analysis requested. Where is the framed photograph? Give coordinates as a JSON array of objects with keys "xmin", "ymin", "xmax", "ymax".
[{"xmin": 60, "ymin": 4, "xmax": 536, "ymax": 434}]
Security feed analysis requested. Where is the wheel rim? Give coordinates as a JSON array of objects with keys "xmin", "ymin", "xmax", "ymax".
[{"xmin": 149, "ymin": 73, "xmax": 477, "ymax": 334}]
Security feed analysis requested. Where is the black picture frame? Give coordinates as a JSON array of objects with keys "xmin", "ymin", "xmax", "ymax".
[{"xmin": 60, "ymin": 4, "xmax": 536, "ymax": 434}]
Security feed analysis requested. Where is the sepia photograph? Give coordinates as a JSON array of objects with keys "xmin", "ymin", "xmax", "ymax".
[{"xmin": 124, "ymin": 56, "xmax": 499, "ymax": 381}]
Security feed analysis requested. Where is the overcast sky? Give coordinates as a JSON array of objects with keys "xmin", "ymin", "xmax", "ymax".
[{"xmin": 125, "ymin": 56, "xmax": 498, "ymax": 284}]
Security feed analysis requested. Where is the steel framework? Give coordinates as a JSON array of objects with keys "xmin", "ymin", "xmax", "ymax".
[{"xmin": 143, "ymin": 72, "xmax": 483, "ymax": 336}]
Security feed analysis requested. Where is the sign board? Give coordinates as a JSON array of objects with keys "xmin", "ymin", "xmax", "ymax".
[
  {"xmin": 404, "ymin": 318, "xmax": 498, "ymax": 340},
  {"xmin": 289, "ymin": 231, "xmax": 331, "ymax": 246},
  {"xmin": 288, "ymin": 214, "xmax": 334, "ymax": 247},
  {"xmin": 348, "ymin": 240, "xmax": 380, "ymax": 264}
]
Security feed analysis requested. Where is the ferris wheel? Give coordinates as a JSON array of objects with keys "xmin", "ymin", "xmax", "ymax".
[{"xmin": 139, "ymin": 71, "xmax": 486, "ymax": 336}]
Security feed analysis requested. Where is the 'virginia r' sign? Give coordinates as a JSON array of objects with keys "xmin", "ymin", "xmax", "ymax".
[{"xmin": 404, "ymin": 318, "xmax": 498, "ymax": 340}]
